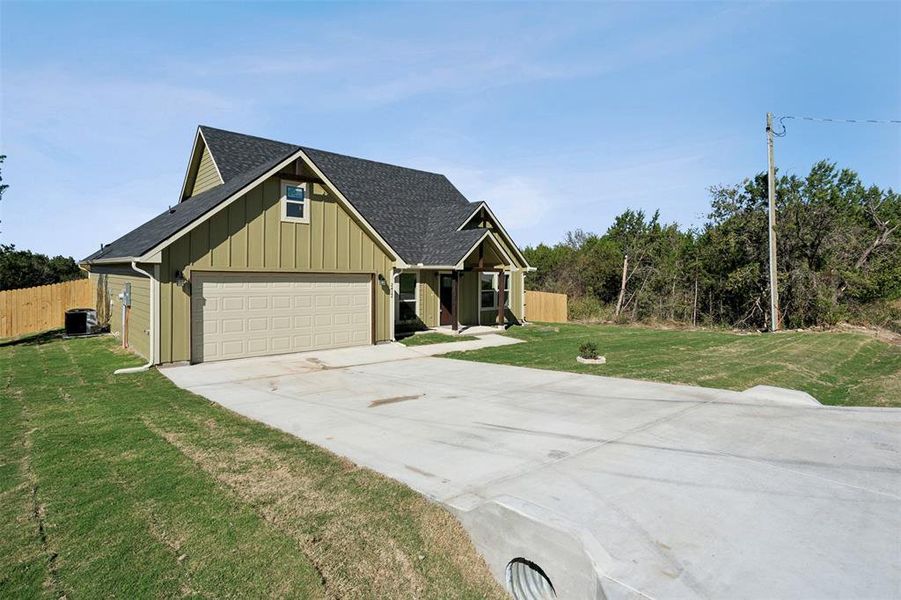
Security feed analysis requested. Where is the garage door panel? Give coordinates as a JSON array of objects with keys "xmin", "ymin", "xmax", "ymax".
[
  {"xmin": 248, "ymin": 296, "xmax": 269, "ymax": 310},
  {"xmin": 222, "ymin": 297, "xmax": 245, "ymax": 310},
  {"xmin": 192, "ymin": 273, "xmax": 371, "ymax": 363},
  {"xmin": 222, "ymin": 319, "xmax": 245, "ymax": 333}
]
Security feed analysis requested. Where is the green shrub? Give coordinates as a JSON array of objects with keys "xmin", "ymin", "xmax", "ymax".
[
  {"xmin": 579, "ymin": 341, "xmax": 599, "ymax": 359},
  {"xmin": 569, "ymin": 296, "xmax": 613, "ymax": 321}
]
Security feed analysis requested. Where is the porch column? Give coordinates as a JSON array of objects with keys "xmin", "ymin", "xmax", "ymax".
[
  {"xmin": 452, "ymin": 271, "xmax": 459, "ymax": 331},
  {"xmin": 496, "ymin": 269, "xmax": 505, "ymax": 326}
]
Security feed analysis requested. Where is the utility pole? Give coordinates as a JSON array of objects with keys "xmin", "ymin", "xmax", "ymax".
[{"xmin": 766, "ymin": 112, "xmax": 780, "ymax": 331}]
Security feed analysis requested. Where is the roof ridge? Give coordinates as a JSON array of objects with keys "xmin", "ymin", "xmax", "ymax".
[
  {"xmin": 198, "ymin": 125, "xmax": 300, "ymax": 149},
  {"xmin": 198, "ymin": 125, "xmax": 450, "ymax": 179},
  {"xmin": 302, "ymin": 146, "xmax": 451, "ymax": 179}
]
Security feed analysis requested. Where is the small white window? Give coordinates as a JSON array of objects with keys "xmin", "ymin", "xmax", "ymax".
[
  {"xmin": 396, "ymin": 273, "xmax": 418, "ymax": 323},
  {"xmin": 281, "ymin": 181, "xmax": 309, "ymax": 223},
  {"xmin": 480, "ymin": 273, "xmax": 496, "ymax": 309},
  {"xmin": 480, "ymin": 273, "xmax": 510, "ymax": 310},
  {"xmin": 502, "ymin": 273, "xmax": 510, "ymax": 308}
]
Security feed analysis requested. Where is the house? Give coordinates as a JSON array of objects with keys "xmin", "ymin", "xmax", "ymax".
[{"xmin": 82, "ymin": 126, "xmax": 533, "ymax": 364}]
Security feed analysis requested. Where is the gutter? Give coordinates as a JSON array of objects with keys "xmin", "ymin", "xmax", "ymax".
[{"xmin": 114, "ymin": 261, "xmax": 156, "ymax": 375}]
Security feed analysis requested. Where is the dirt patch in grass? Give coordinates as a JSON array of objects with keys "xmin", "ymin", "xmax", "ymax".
[
  {"xmin": 144, "ymin": 414, "xmax": 503, "ymax": 599},
  {"xmin": 2, "ymin": 337, "xmax": 505, "ymax": 599}
]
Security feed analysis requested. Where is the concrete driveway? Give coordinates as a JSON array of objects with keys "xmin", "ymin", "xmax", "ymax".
[{"xmin": 163, "ymin": 341, "xmax": 901, "ymax": 600}]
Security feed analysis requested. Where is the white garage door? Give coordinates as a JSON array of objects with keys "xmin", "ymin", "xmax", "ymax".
[{"xmin": 192, "ymin": 272, "xmax": 371, "ymax": 362}]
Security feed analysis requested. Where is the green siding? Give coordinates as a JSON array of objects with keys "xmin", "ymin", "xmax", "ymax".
[
  {"xmin": 160, "ymin": 176, "xmax": 394, "ymax": 363},
  {"xmin": 412, "ymin": 268, "xmax": 523, "ymax": 327},
  {"xmin": 189, "ymin": 144, "xmax": 222, "ymax": 197},
  {"xmin": 418, "ymin": 271, "xmax": 440, "ymax": 328},
  {"xmin": 91, "ymin": 267, "xmax": 151, "ymax": 359}
]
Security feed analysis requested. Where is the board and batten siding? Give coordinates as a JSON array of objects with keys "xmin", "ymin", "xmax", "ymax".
[
  {"xmin": 418, "ymin": 271, "xmax": 440, "ymax": 328},
  {"xmin": 160, "ymin": 177, "xmax": 394, "ymax": 363},
  {"xmin": 417, "ymin": 269, "xmax": 525, "ymax": 327},
  {"xmin": 189, "ymin": 144, "xmax": 222, "ymax": 197},
  {"xmin": 463, "ymin": 217, "xmax": 525, "ymax": 272},
  {"xmin": 91, "ymin": 267, "xmax": 151, "ymax": 359}
]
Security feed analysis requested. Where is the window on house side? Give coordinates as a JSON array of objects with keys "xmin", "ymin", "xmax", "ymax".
[
  {"xmin": 281, "ymin": 181, "xmax": 309, "ymax": 223},
  {"xmin": 398, "ymin": 273, "xmax": 418, "ymax": 322},
  {"xmin": 480, "ymin": 273, "xmax": 511, "ymax": 310},
  {"xmin": 480, "ymin": 273, "xmax": 495, "ymax": 309}
]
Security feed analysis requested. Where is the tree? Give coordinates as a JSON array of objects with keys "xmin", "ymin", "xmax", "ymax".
[
  {"xmin": 0, "ymin": 245, "xmax": 86, "ymax": 291},
  {"xmin": 521, "ymin": 160, "xmax": 899, "ymax": 330}
]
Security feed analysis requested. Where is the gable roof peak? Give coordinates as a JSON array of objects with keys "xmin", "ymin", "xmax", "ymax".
[{"xmin": 85, "ymin": 126, "xmax": 528, "ymax": 268}]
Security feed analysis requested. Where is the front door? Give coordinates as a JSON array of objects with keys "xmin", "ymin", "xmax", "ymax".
[{"xmin": 439, "ymin": 274, "xmax": 454, "ymax": 326}]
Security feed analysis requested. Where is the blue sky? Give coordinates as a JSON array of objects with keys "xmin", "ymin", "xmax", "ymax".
[{"xmin": 1, "ymin": 1, "xmax": 899, "ymax": 260}]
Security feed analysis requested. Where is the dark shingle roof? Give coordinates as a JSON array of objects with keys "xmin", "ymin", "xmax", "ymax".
[
  {"xmin": 84, "ymin": 126, "xmax": 514, "ymax": 267},
  {"xmin": 201, "ymin": 126, "xmax": 298, "ymax": 183},
  {"xmin": 298, "ymin": 146, "xmax": 484, "ymax": 264},
  {"xmin": 83, "ymin": 148, "xmax": 297, "ymax": 262}
]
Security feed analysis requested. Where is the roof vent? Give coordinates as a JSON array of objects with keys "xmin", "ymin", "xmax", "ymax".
[{"xmin": 169, "ymin": 205, "xmax": 176, "ymax": 214}]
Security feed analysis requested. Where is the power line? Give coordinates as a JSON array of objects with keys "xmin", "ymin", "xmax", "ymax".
[{"xmin": 773, "ymin": 115, "xmax": 901, "ymax": 137}]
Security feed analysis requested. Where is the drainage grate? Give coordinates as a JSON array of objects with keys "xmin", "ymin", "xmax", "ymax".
[{"xmin": 506, "ymin": 558, "xmax": 556, "ymax": 600}]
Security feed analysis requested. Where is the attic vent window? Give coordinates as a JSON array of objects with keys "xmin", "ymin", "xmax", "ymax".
[{"xmin": 281, "ymin": 181, "xmax": 309, "ymax": 223}]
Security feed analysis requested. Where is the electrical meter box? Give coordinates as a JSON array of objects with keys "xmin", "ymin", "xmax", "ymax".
[{"xmin": 122, "ymin": 282, "xmax": 132, "ymax": 307}]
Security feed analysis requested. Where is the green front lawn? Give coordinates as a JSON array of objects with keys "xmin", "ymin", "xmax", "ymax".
[
  {"xmin": 445, "ymin": 323, "xmax": 901, "ymax": 407},
  {"xmin": 399, "ymin": 332, "xmax": 478, "ymax": 346},
  {"xmin": 0, "ymin": 335, "xmax": 504, "ymax": 599}
]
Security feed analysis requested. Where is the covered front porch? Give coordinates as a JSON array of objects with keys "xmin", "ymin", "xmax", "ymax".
[{"xmin": 393, "ymin": 234, "xmax": 524, "ymax": 337}]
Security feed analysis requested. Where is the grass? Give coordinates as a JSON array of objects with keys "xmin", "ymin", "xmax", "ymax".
[
  {"xmin": 399, "ymin": 332, "xmax": 478, "ymax": 346},
  {"xmin": 0, "ymin": 334, "xmax": 505, "ymax": 599},
  {"xmin": 445, "ymin": 322, "xmax": 901, "ymax": 407}
]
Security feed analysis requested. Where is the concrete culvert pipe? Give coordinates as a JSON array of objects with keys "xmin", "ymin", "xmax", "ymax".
[{"xmin": 506, "ymin": 558, "xmax": 556, "ymax": 600}]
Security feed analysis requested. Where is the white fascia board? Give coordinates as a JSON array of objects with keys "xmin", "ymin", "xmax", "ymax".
[
  {"xmin": 197, "ymin": 127, "xmax": 225, "ymax": 186},
  {"xmin": 137, "ymin": 150, "xmax": 306, "ymax": 261},
  {"xmin": 405, "ymin": 264, "xmax": 458, "ymax": 270},
  {"xmin": 83, "ymin": 256, "xmax": 138, "ymax": 265},
  {"xmin": 456, "ymin": 202, "xmax": 531, "ymax": 268},
  {"xmin": 177, "ymin": 128, "xmax": 202, "ymax": 202},
  {"xmin": 297, "ymin": 149, "xmax": 402, "ymax": 263},
  {"xmin": 457, "ymin": 203, "xmax": 486, "ymax": 230},
  {"xmin": 486, "ymin": 230, "xmax": 515, "ymax": 267},
  {"xmin": 453, "ymin": 230, "xmax": 491, "ymax": 269},
  {"xmin": 139, "ymin": 148, "xmax": 405, "ymax": 265},
  {"xmin": 177, "ymin": 127, "xmax": 225, "ymax": 203},
  {"xmin": 83, "ymin": 252, "xmax": 161, "ymax": 267}
]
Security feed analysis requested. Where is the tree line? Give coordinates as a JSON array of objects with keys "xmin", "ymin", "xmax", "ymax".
[
  {"xmin": 523, "ymin": 161, "xmax": 900, "ymax": 331},
  {"xmin": 0, "ymin": 245, "xmax": 86, "ymax": 291}
]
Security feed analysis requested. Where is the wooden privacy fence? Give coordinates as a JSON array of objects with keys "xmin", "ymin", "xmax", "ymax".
[
  {"xmin": 525, "ymin": 290, "xmax": 568, "ymax": 323},
  {"xmin": 0, "ymin": 279, "xmax": 94, "ymax": 338}
]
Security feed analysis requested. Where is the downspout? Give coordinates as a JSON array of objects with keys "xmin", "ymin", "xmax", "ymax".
[{"xmin": 114, "ymin": 261, "xmax": 155, "ymax": 375}]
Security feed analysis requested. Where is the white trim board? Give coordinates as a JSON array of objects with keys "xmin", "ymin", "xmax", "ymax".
[
  {"xmin": 457, "ymin": 203, "xmax": 531, "ymax": 268},
  {"xmin": 198, "ymin": 128, "xmax": 225, "ymax": 188},
  {"xmin": 177, "ymin": 127, "xmax": 225, "ymax": 202},
  {"xmin": 137, "ymin": 150, "xmax": 403, "ymax": 264},
  {"xmin": 297, "ymin": 148, "xmax": 405, "ymax": 266},
  {"xmin": 453, "ymin": 230, "xmax": 514, "ymax": 270}
]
